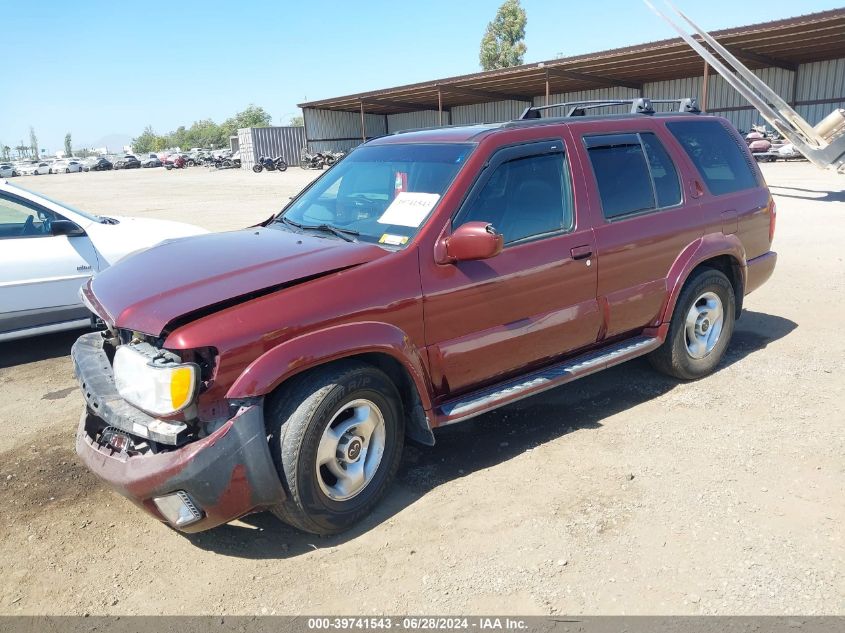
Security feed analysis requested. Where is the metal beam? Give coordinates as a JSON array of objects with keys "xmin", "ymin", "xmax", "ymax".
[
  {"xmin": 441, "ymin": 84, "xmax": 533, "ymax": 103},
  {"xmin": 545, "ymin": 69, "xmax": 550, "ymax": 105},
  {"xmin": 438, "ymin": 88, "xmax": 443, "ymax": 126},
  {"xmin": 545, "ymin": 66, "xmax": 643, "ymax": 91},
  {"xmin": 362, "ymin": 96, "xmax": 442, "ymax": 112},
  {"xmin": 724, "ymin": 46, "xmax": 798, "ymax": 72}
]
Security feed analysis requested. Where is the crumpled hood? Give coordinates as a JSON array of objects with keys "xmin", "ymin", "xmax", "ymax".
[{"xmin": 86, "ymin": 227, "xmax": 389, "ymax": 335}]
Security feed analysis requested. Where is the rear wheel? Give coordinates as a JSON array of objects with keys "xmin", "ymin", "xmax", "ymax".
[
  {"xmin": 267, "ymin": 362, "xmax": 404, "ymax": 535},
  {"xmin": 648, "ymin": 268, "xmax": 735, "ymax": 380}
]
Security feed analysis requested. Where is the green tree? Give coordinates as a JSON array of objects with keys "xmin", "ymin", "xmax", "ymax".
[
  {"xmin": 1, "ymin": 143, "xmax": 9, "ymax": 161},
  {"xmin": 479, "ymin": 0, "xmax": 527, "ymax": 71},
  {"xmin": 64, "ymin": 133, "xmax": 73, "ymax": 157},
  {"xmin": 16, "ymin": 141, "xmax": 28, "ymax": 159},
  {"xmin": 131, "ymin": 125, "xmax": 160, "ymax": 154},
  {"xmin": 29, "ymin": 127, "xmax": 38, "ymax": 158},
  {"xmin": 221, "ymin": 104, "xmax": 273, "ymax": 138},
  {"xmin": 182, "ymin": 118, "xmax": 226, "ymax": 149},
  {"xmin": 289, "ymin": 115, "xmax": 304, "ymax": 127}
]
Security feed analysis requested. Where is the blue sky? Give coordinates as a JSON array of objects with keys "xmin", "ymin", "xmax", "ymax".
[{"xmin": 2, "ymin": 0, "xmax": 842, "ymax": 153}]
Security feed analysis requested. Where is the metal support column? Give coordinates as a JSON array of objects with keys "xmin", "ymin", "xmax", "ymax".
[
  {"xmin": 438, "ymin": 87, "xmax": 443, "ymax": 126},
  {"xmin": 701, "ymin": 61, "xmax": 709, "ymax": 112},
  {"xmin": 545, "ymin": 69, "xmax": 550, "ymax": 106}
]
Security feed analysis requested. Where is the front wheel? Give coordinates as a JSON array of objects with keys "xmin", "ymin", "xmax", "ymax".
[
  {"xmin": 267, "ymin": 362, "xmax": 404, "ymax": 535},
  {"xmin": 648, "ymin": 268, "xmax": 736, "ymax": 380},
  {"xmin": 276, "ymin": 160, "xmax": 287, "ymax": 172},
  {"xmin": 252, "ymin": 164, "xmax": 263, "ymax": 173}
]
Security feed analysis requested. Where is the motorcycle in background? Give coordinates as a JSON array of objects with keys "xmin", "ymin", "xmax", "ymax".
[
  {"xmin": 322, "ymin": 150, "xmax": 345, "ymax": 166},
  {"xmin": 252, "ymin": 156, "xmax": 288, "ymax": 173},
  {"xmin": 300, "ymin": 149, "xmax": 326, "ymax": 170}
]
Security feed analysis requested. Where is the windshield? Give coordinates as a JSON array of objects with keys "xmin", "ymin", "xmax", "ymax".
[
  {"xmin": 276, "ymin": 143, "xmax": 473, "ymax": 247},
  {"xmin": 9, "ymin": 183, "xmax": 102, "ymax": 222}
]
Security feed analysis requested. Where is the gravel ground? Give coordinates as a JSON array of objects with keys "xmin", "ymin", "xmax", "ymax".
[{"xmin": 0, "ymin": 162, "xmax": 842, "ymax": 615}]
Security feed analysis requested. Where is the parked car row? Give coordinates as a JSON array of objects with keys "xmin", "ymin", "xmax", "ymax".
[
  {"xmin": 3, "ymin": 159, "xmax": 85, "ymax": 176},
  {"xmin": 3, "ymin": 147, "xmax": 338, "ymax": 177}
]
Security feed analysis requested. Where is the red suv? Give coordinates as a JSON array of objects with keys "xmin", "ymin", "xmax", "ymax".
[{"xmin": 72, "ymin": 99, "xmax": 777, "ymax": 535}]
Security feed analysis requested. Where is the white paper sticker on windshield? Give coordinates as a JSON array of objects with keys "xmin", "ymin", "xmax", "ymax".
[{"xmin": 377, "ymin": 192, "xmax": 441, "ymax": 227}]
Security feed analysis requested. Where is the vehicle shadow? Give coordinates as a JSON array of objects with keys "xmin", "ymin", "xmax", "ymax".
[
  {"xmin": 770, "ymin": 185, "xmax": 845, "ymax": 203},
  {"xmin": 0, "ymin": 328, "xmax": 86, "ymax": 369},
  {"xmin": 186, "ymin": 310, "xmax": 796, "ymax": 559}
]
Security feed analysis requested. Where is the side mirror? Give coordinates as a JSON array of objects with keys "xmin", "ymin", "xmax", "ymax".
[
  {"xmin": 51, "ymin": 219, "xmax": 86, "ymax": 237},
  {"xmin": 436, "ymin": 221, "xmax": 504, "ymax": 264}
]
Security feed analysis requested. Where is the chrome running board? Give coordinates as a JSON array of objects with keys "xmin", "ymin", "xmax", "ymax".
[{"xmin": 436, "ymin": 335, "xmax": 661, "ymax": 425}]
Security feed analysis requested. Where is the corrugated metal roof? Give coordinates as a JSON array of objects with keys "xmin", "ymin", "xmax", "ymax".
[{"xmin": 299, "ymin": 8, "xmax": 845, "ymax": 114}]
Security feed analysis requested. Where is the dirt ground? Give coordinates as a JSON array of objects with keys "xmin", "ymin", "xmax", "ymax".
[{"xmin": 0, "ymin": 163, "xmax": 842, "ymax": 616}]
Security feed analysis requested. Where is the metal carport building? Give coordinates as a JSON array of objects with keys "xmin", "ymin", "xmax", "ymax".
[{"xmin": 298, "ymin": 8, "xmax": 845, "ymax": 152}]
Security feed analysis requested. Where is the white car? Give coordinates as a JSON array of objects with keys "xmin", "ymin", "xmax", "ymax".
[
  {"xmin": 52, "ymin": 159, "xmax": 83, "ymax": 173},
  {"xmin": 0, "ymin": 164, "xmax": 18, "ymax": 177},
  {"xmin": 0, "ymin": 180, "xmax": 208, "ymax": 341},
  {"xmin": 19, "ymin": 161, "xmax": 51, "ymax": 176}
]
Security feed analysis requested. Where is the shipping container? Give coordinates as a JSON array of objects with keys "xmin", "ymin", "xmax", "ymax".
[{"xmin": 237, "ymin": 126, "xmax": 305, "ymax": 171}]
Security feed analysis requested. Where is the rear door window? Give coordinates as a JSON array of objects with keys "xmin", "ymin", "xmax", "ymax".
[
  {"xmin": 586, "ymin": 134, "xmax": 655, "ymax": 219},
  {"xmin": 585, "ymin": 132, "xmax": 682, "ymax": 220},
  {"xmin": 640, "ymin": 132, "xmax": 682, "ymax": 208},
  {"xmin": 666, "ymin": 119, "xmax": 758, "ymax": 195}
]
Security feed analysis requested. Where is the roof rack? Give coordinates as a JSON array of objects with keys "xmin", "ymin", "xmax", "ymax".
[{"xmin": 519, "ymin": 97, "xmax": 700, "ymax": 120}]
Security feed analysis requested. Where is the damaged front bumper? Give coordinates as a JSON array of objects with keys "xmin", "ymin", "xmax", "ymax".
[{"xmin": 72, "ymin": 332, "xmax": 285, "ymax": 532}]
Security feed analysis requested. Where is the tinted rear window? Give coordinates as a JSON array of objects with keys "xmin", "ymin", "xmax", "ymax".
[
  {"xmin": 586, "ymin": 134, "xmax": 655, "ymax": 219},
  {"xmin": 641, "ymin": 132, "xmax": 682, "ymax": 208},
  {"xmin": 667, "ymin": 119, "xmax": 758, "ymax": 195}
]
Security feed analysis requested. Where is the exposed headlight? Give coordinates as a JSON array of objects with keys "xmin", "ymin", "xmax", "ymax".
[{"xmin": 113, "ymin": 345, "xmax": 199, "ymax": 416}]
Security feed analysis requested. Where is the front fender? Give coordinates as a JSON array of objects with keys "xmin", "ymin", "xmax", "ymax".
[
  {"xmin": 658, "ymin": 233, "xmax": 747, "ymax": 327},
  {"xmin": 225, "ymin": 321, "xmax": 433, "ymax": 410}
]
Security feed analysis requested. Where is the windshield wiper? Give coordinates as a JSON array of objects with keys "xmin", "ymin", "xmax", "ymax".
[{"xmin": 279, "ymin": 217, "xmax": 359, "ymax": 242}]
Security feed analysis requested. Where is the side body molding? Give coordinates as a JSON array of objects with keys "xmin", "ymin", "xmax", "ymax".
[{"xmin": 226, "ymin": 320, "xmax": 434, "ymax": 414}]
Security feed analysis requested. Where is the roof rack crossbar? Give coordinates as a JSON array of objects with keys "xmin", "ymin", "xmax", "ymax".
[{"xmin": 519, "ymin": 97, "xmax": 699, "ymax": 120}]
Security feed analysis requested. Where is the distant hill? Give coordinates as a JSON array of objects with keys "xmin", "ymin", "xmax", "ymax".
[{"xmin": 81, "ymin": 133, "xmax": 133, "ymax": 153}]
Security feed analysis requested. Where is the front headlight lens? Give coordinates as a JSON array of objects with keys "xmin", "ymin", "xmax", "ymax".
[{"xmin": 113, "ymin": 345, "xmax": 198, "ymax": 416}]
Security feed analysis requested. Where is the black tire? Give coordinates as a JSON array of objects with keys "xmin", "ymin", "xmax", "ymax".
[
  {"xmin": 252, "ymin": 164, "xmax": 263, "ymax": 173},
  {"xmin": 648, "ymin": 268, "xmax": 736, "ymax": 380},
  {"xmin": 277, "ymin": 161, "xmax": 287, "ymax": 172},
  {"xmin": 266, "ymin": 361, "xmax": 404, "ymax": 535}
]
